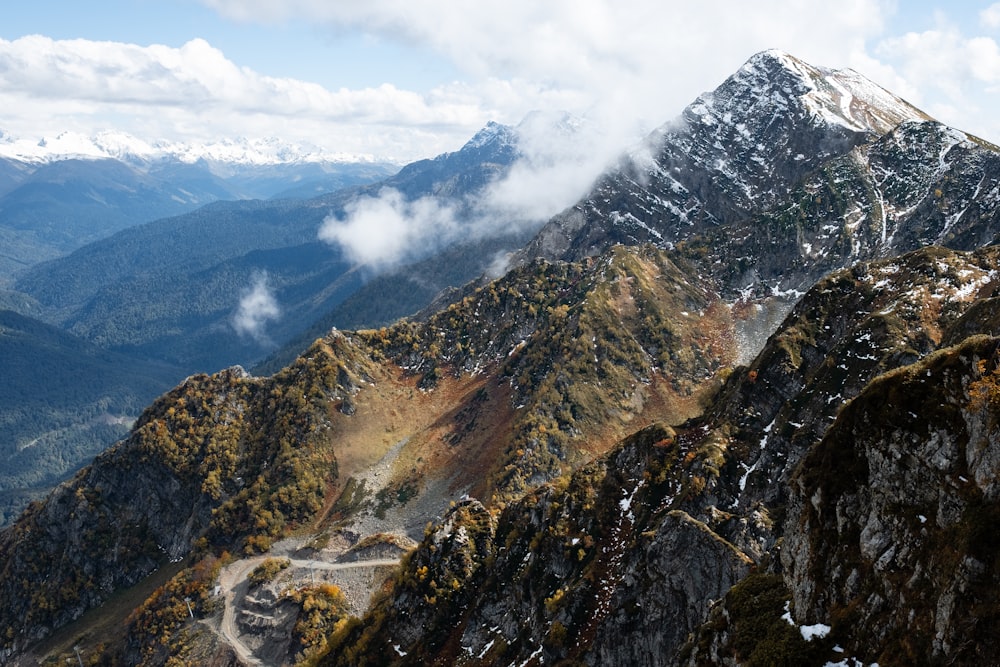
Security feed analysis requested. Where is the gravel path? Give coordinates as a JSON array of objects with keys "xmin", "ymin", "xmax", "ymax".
[{"xmin": 210, "ymin": 552, "xmax": 400, "ymax": 666}]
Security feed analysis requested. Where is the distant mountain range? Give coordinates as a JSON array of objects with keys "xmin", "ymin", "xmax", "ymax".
[
  {"xmin": 0, "ymin": 120, "xmax": 527, "ymax": 526},
  {"xmin": 12, "ymin": 121, "xmax": 527, "ymax": 372},
  {"xmin": 3, "ymin": 50, "xmax": 1000, "ymax": 666},
  {"xmin": 0, "ymin": 128, "xmax": 385, "ymax": 169},
  {"xmin": 0, "ymin": 130, "xmax": 398, "ymax": 281}
]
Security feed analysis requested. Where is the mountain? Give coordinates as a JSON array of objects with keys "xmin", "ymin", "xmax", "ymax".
[
  {"xmin": 0, "ymin": 241, "xmax": 739, "ymax": 664},
  {"xmin": 0, "ymin": 131, "xmax": 398, "ymax": 281},
  {"xmin": 518, "ymin": 50, "xmax": 999, "ymax": 293},
  {"xmin": 13, "ymin": 121, "xmax": 525, "ymax": 372},
  {"xmin": 0, "ymin": 310, "xmax": 185, "ymax": 525},
  {"xmin": 318, "ymin": 244, "xmax": 1000, "ymax": 667},
  {"xmin": 2, "ymin": 50, "xmax": 1000, "ymax": 666}
]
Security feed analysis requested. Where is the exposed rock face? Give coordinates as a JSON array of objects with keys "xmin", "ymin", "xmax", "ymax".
[
  {"xmin": 320, "ymin": 424, "xmax": 758, "ymax": 666},
  {"xmin": 783, "ymin": 335, "xmax": 1000, "ymax": 665},
  {"xmin": 318, "ymin": 245, "xmax": 1000, "ymax": 666},
  {"xmin": 715, "ymin": 245, "xmax": 1000, "ymax": 512},
  {"xmin": 517, "ymin": 51, "xmax": 1000, "ymax": 304}
]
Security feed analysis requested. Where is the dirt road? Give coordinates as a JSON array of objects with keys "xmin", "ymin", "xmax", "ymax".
[{"xmin": 212, "ymin": 556, "xmax": 400, "ymax": 666}]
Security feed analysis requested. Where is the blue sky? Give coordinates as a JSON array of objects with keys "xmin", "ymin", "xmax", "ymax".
[
  {"xmin": 1, "ymin": 0, "xmax": 999, "ymax": 163},
  {"xmin": 0, "ymin": 0, "xmax": 461, "ymax": 93}
]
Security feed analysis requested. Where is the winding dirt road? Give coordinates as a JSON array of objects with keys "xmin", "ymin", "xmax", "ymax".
[{"xmin": 213, "ymin": 557, "xmax": 400, "ymax": 666}]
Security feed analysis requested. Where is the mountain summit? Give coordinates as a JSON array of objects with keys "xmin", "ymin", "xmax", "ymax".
[
  {"xmin": 737, "ymin": 50, "xmax": 929, "ymax": 135},
  {"xmin": 519, "ymin": 50, "xmax": 997, "ymax": 300}
]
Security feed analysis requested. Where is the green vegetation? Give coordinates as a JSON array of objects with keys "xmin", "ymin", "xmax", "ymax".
[
  {"xmin": 356, "ymin": 245, "xmax": 732, "ymax": 503},
  {"xmin": 120, "ymin": 554, "xmax": 226, "ymax": 666},
  {"xmin": 0, "ymin": 310, "xmax": 185, "ymax": 525},
  {"xmin": 711, "ymin": 573, "xmax": 832, "ymax": 666},
  {"xmin": 286, "ymin": 583, "xmax": 350, "ymax": 664},
  {"xmin": 248, "ymin": 557, "xmax": 291, "ymax": 586}
]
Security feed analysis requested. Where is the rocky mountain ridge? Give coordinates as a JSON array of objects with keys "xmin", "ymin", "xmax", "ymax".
[
  {"xmin": 0, "ymin": 241, "xmax": 740, "ymax": 664},
  {"xmin": 516, "ymin": 51, "xmax": 998, "ymax": 300},
  {"xmin": 319, "ymin": 245, "xmax": 1000, "ymax": 666},
  {"xmin": 1, "ymin": 51, "xmax": 1000, "ymax": 666}
]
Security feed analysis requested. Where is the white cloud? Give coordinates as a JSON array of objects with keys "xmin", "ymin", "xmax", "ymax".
[
  {"xmin": 201, "ymin": 0, "xmax": 892, "ymax": 140},
  {"xmin": 232, "ymin": 273, "xmax": 281, "ymax": 344},
  {"xmin": 481, "ymin": 112, "xmax": 614, "ymax": 222},
  {"xmin": 875, "ymin": 24, "xmax": 1000, "ymax": 138},
  {"xmin": 982, "ymin": 3, "xmax": 1000, "ymax": 29},
  {"xmin": 0, "ymin": 35, "xmax": 488, "ymax": 160},
  {"xmin": 318, "ymin": 109, "xmax": 620, "ymax": 270},
  {"xmin": 318, "ymin": 188, "xmax": 462, "ymax": 268}
]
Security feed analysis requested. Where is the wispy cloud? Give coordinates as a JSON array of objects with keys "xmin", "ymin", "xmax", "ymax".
[
  {"xmin": 232, "ymin": 272, "xmax": 281, "ymax": 344},
  {"xmin": 876, "ymin": 19, "xmax": 1000, "ymax": 124},
  {"xmin": 982, "ymin": 3, "xmax": 1000, "ymax": 30},
  {"xmin": 318, "ymin": 111, "xmax": 615, "ymax": 270},
  {"xmin": 200, "ymin": 0, "xmax": 1000, "ymax": 150},
  {"xmin": 201, "ymin": 0, "xmax": 893, "ymax": 139}
]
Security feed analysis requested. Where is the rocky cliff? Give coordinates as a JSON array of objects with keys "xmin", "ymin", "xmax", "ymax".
[{"xmin": 317, "ymin": 245, "xmax": 1000, "ymax": 666}]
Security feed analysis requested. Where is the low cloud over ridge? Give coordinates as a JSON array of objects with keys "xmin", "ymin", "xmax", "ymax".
[{"xmin": 318, "ymin": 112, "xmax": 617, "ymax": 271}]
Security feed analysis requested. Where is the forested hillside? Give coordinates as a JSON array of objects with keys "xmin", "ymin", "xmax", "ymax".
[{"xmin": 0, "ymin": 310, "xmax": 184, "ymax": 524}]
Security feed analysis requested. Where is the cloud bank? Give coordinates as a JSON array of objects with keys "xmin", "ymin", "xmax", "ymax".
[{"xmin": 5, "ymin": 2, "xmax": 1000, "ymax": 164}]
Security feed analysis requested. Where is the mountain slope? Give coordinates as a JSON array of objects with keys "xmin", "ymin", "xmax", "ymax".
[
  {"xmin": 318, "ymin": 245, "xmax": 1000, "ymax": 667},
  {"xmin": 0, "ymin": 310, "xmax": 185, "ymax": 525},
  {"xmin": 0, "ymin": 241, "xmax": 740, "ymax": 663}
]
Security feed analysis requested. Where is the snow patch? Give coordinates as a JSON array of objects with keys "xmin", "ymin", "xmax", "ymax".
[{"xmin": 800, "ymin": 622, "xmax": 832, "ymax": 641}]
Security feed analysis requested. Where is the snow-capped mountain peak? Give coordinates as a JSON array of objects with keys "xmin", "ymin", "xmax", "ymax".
[
  {"xmin": 735, "ymin": 50, "xmax": 931, "ymax": 135},
  {"xmin": 461, "ymin": 121, "xmax": 517, "ymax": 151},
  {"xmin": 0, "ymin": 129, "xmax": 382, "ymax": 168}
]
